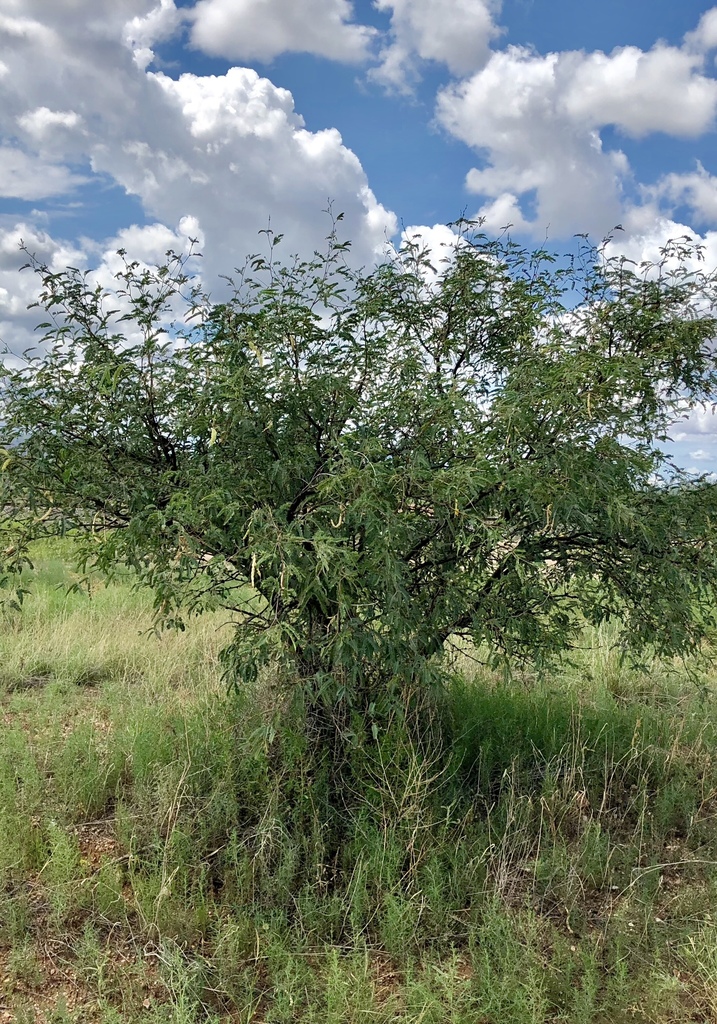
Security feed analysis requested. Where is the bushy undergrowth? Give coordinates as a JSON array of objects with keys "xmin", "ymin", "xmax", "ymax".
[{"xmin": 1, "ymin": 542, "xmax": 717, "ymax": 1022}]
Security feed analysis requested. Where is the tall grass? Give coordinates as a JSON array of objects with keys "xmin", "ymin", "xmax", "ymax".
[{"xmin": 1, "ymin": 541, "xmax": 717, "ymax": 1021}]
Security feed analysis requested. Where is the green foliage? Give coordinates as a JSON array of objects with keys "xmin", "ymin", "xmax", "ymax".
[{"xmin": 3, "ymin": 219, "xmax": 717, "ymax": 730}]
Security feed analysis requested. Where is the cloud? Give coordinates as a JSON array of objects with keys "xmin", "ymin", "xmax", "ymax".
[
  {"xmin": 124, "ymin": 0, "xmax": 183, "ymax": 69},
  {"xmin": 435, "ymin": 29, "xmax": 717, "ymax": 239},
  {"xmin": 669, "ymin": 401, "xmax": 717, "ymax": 444},
  {"xmin": 562, "ymin": 44, "xmax": 717, "ymax": 138},
  {"xmin": 647, "ymin": 163, "xmax": 717, "ymax": 227},
  {"xmin": 604, "ymin": 208, "xmax": 717, "ymax": 270},
  {"xmin": 86, "ymin": 219, "xmax": 207, "ymax": 344},
  {"xmin": 683, "ymin": 6, "xmax": 717, "ymax": 54},
  {"xmin": 400, "ymin": 221, "xmax": 462, "ymax": 255},
  {"xmin": 89, "ymin": 218, "xmax": 204, "ymax": 281},
  {"xmin": 124, "ymin": 0, "xmax": 182, "ymax": 51},
  {"xmin": 392, "ymin": 222, "xmax": 465, "ymax": 290},
  {"xmin": 15, "ymin": 107, "xmax": 87, "ymax": 163},
  {"xmin": 436, "ymin": 47, "xmax": 628, "ymax": 237},
  {"xmin": 370, "ymin": 0, "xmax": 502, "ymax": 91},
  {"xmin": 0, "ymin": 216, "xmax": 208, "ymax": 359},
  {"xmin": 17, "ymin": 108, "xmax": 83, "ymax": 137},
  {"xmin": 0, "ymin": 1, "xmax": 397, "ymax": 298},
  {"xmin": 473, "ymin": 192, "xmax": 530, "ymax": 234},
  {"xmin": 0, "ymin": 221, "xmax": 87, "ymax": 359},
  {"xmin": 188, "ymin": 0, "xmax": 376, "ymax": 64},
  {"xmin": 689, "ymin": 448, "xmax": 713, "ymax": 461},
  {"xmin": 130, "ymin": 67, "xmax": 397, "ymax": 269},
  {"xmin": 0, "ymin": 145, "xmax": 87, "ymax": 200}
]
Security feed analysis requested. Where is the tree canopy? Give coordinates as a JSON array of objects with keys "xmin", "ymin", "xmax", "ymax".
[{"xmin": 2, "ymin": 219, "xmax": 717, "ymax": 731}]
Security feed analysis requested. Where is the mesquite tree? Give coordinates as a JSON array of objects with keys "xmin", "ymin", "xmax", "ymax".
[{"xmin": 2, "ymin": 220, "xmax": 717, "ymax": 734}]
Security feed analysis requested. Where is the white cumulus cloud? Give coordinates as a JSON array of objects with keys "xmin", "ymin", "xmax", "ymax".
[
  {"xmin": 669, "ymin": 402, "xmax": 717, "ymax": 445},
  {"xmin": 16, "ymin": 107, "xmax": 87, "ymax": 161},
  {"xmin": 393, "ymin": 222, "xmax": 465, "ymax": 289},
  {"xmin": 605, "ymin": 208, "xmax": 717, "ymax": 270},
  {"xmin": 371, "ymin": 0, "xmax": 502, "ymax": 91},
  {"xmin": 0, "ymin": 0, "xmax": 397, "ymax": 314},
  {"xmin": 124, "ymin": 0, "xmax": 182, "ymax": 51},
  {"xmin": 647, "ymin": 163, "xmax": 717, "ymax": 228},
  {"xmin": 189, "ymin": 0, "xmax": 376, "ymax": 63},
  {"xmin": 436, "ymin": 27, "xmax": 717, "ymax": 239},
  {"xmin": 684, "ymin": 6, "xmax": 717, "ymax": 53},
  {"xmin": 436, "ymin": 47, "xmax": 628, "ymax": 237},
  {"xmin": 562, "ymin": 44, "xmax": 717, "ymax": 138},
  {"xmin": 0, "ymin": 217, "xmax": 207, "ymax": 359},
  {"xmin": 124, "ymin": 0, "xmax": 183, "ymax": 69},
  {"xmin": 17, "ymin": 108, "xmax": 83, "ymax": 137},
  {"xmin": 0, "ymin": 221, "xmax": 87, "ymax": 359},
  {"xmin": 0, "ymin": 146, "xmax": 87, "ymax": 200}
]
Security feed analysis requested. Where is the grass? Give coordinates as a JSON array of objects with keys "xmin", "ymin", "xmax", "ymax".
[{"xmin": 1, "ymin": 540, "xmax": 717, "ymax": 1021}]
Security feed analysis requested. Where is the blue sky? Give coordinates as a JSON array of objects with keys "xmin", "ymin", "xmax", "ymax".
[{"xmin": 1, "ymin": 0, "xmax": 717, "ymax": 470}]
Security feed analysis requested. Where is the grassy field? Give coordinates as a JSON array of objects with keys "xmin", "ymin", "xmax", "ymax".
[{"xmin": 2, "ymin": 541, "xmax": 717, "ymax": 1022}]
